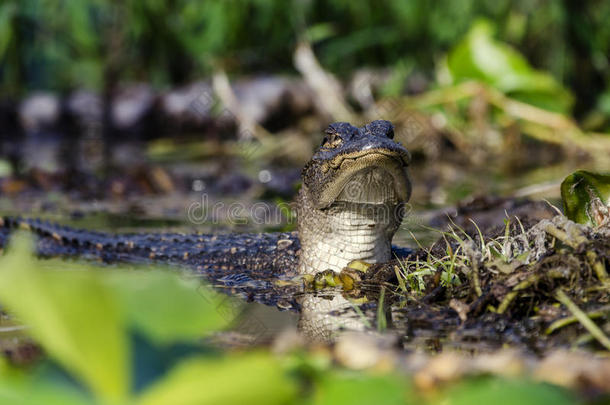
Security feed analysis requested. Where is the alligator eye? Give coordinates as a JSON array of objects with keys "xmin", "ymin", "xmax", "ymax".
[{"xmin": 322, "ymin": 133, "xmax": 342, "ymax": 148}]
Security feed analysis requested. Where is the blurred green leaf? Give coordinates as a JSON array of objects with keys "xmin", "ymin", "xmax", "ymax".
[
  {"xmin": 305, "ymin": 23, "xmax": 337, "ymax": 44},
  {"xmin": 447, "ymin": 19, "xmax": 573, "ymax": 113},
  {"xmin": 106, "ymin": 270, "xmax": 233, "ymax": 345},
  {"xmin": 435, "ymin": 377, "xmax": 577, "ymax": 405},
  {"xmin": 0, "ymin": 376, "xmax": 94, "ymax": 405},
  {"xmin": 561, "ymin": 170, "xmax": 610, "ymax": 226},
  {"xmin": 137, "ymin": 353, "xmax": 297, "ymax": 405},
  {"xmin": 66, "ymin": 59, "xmax": 103, "ymax": 90},
  {"xmin": 0, "ymin": 159, "xmax": 13, "ymax": 177},
  {"xmin": 312, "ymin": 371, "xmax": 412, "ymax": 405},
  {"xmin": 0, "ymin": 3, "xmax": 16, "ymax": 61},
  {"xmin": 0, "ymin": 234, "xmax": 130, "ymax": 402},
  {"xmin": 597, "ymin": 92, "xmax": 610, "ymax": 116},
  {"xmin": 380, "ymin": 59, "xmax": 414, "ymax": 97}
]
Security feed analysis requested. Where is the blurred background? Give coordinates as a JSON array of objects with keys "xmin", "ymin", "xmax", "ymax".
[{"xmin": 1, "ymin": 0, "xmax": 610, "ymax": 238}]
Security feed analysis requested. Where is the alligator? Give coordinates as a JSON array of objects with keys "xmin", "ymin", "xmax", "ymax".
[{"xmin": 0, "ymin": 120, "xmax": 412, "ymax": 315}]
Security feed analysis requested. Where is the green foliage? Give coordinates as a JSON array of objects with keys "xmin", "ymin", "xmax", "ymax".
[
  {"xmin": 312, "ymin": 371, "xmax": 412, "ymax": 405},
  {"xmin": 0, "ymin": 233, "xmax": 248, "ymax": 404},
  {"xmin": 435, "ymin": 377, "xmax": 578, "ymax": 405},
  {"xmin": 0, "ymin": 0, "xmax": 609, "ymax": 118},
  {"xmin": 0, "ymin": 234, "xmax": 129, "ymax": 402},
  {"xmin": 0, "ymin": 377, "xmax": 94, "ymax": 405},
  {"xmin": 447, "ymin": 20, "xmax": 573, "ymax": 113},
  {"xmin": 561, "ymin": 170, "xmax": 610, "ymax": 227},
  {"xmin": 105, "ymin": 271, "xmax": 228, "ymax": 345},
  {"xmin": 0, "ymin": 4, "xmax": 16, "ymax": 62},
  {"xmin": 137, "ymin": 354, "xmax": 297, "ymax": 405}
]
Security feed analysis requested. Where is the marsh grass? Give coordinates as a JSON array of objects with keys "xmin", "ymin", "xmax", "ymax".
[{"xmin": 379, "ymin": 214, "xmax": 610, "ymax": 352}]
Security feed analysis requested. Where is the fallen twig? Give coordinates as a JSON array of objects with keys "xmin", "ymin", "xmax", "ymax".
[
  {"xmin": 545, "ymin": 305, "xmax": 610, "ymax": 335},
  {"xmin": 293, "ymin": 41, "xmax": 356, "ymax": 122},
  {"xmin": 554, "ymin": 289, "xmax": 610, "ymax": 351},
  {"xmin": 497, "ymin": 271, "xmax": 541, "ymax": 314},
  {"xmin": 212, "ymin": 69, "xmax": 271, "ymax": 141}
]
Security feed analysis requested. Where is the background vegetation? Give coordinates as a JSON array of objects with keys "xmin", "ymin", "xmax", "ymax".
[{"xmin": 1, "ymin": 0, "xmax": 609, "ymax": 123}]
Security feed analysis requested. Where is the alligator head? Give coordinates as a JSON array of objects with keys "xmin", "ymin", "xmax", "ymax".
[{"xmin": 296, "ymin": 120, "xmax": 411, "ymax": 275}]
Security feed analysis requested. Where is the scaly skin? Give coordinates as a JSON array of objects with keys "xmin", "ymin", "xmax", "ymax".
[
  {"xmin": 0, "ymin": 120, "xmax": 412, "ymax": 316},
  {"xmin": 0, "ymin": 216, "xmax": 302, "ymax": 308}
]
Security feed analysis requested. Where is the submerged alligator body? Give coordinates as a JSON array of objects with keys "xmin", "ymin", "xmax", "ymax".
[
  {"xmin": 0, "ymin": 217, "xmax": 302, "ymax": 307},
  {"xmin": 0, "ymin": 120, "xmax": 412, "ymax": 315}
]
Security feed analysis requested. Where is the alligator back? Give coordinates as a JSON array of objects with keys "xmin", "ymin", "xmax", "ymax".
[{"xmin": 0, "ymin": 217, "xmax": 302, "ymax": 308}]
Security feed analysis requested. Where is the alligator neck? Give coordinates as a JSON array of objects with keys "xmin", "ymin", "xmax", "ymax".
[{"xmin": 296, "ymin": 186, "xmax": 402, "ymax": 275}]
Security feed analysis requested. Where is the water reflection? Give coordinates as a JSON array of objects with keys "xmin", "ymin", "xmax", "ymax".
[
  {"xmin": 297, "ymin": 290, "xmax": 371, "ymax": 343},
  {"xmin": 213, "ymin": 277, "xmax": 386, "ymax": 344}
]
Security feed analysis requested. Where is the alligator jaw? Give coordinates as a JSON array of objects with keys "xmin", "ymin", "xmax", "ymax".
[{"xmin": 317, "ymin": 151, "xmax": 410, "ymax": 209}]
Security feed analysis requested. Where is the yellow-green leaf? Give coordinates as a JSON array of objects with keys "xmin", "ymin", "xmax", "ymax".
[
  {"xmin": 312, "ymin": 371, "xmax": 412, "ymax": 405},
  {"xmin": 0, "ymin": 376, "xmax": 94, "ymax": 405},
  {"xmin": 137, "ymin": 353, "xmax": 297, "ymax": 405},
  {"xmin": 435, "ymin": 377, "xmax": 577, "ymax": 405},
  {"xmin": 106, "ymin": 270, "xmax": 233, "ymax": 345},
  {"xmin": 0, "ymin": 235, "xmax": 130, "ymax": 402},
  {"xmin": 447, "ymin": 19, "xmax": 573, "ymax": 113}
]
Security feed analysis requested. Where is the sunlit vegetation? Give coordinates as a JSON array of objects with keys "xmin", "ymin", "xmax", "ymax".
[{"xmin": 561, "ymin": 170, "xmax": 610, "ymax": 227}]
